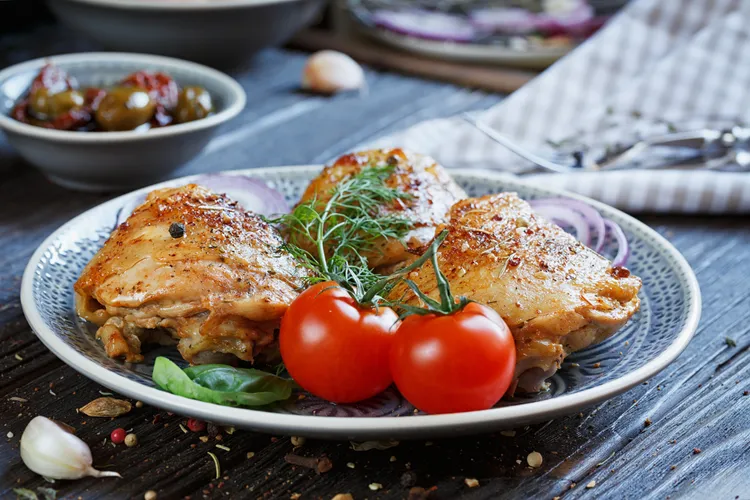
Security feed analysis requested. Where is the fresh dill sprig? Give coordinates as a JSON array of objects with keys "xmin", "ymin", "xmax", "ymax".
[{"xmin": 272, "ymin": 164, "xmax": 415, "ymax": 304}]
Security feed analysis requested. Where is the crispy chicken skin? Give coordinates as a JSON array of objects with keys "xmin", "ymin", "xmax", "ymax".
[
  {"xmin": 298, "ymin": 148, "xmax": 466, "ymax": 269},
  {"xmin": 74, "ymin": 184, "xmax": 309, "ymax": 364},
  {"xmin": 390, "ymin": 193, "xmax": 642, "ymax": 394}
]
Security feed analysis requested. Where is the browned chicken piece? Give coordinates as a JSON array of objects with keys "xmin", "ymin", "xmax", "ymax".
[
  {"xmin": 390, "ymin": 193, "xmax": 642, "ymax": 394},
  {"xmin": 298, "ymin": 148, "xmax": 466, "ymax": 269},
  {"xmin": 74, "ymin": 184, "xmax": 309, "ymax": 364}
]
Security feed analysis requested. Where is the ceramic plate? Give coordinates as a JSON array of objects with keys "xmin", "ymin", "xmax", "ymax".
[
  {"xmin": 21, "ymin": 166, "xmax": 701, "ymax": 439},
  {"xmin": 358, "ymin": 25, "xmax": 569, "ymax": 69}
]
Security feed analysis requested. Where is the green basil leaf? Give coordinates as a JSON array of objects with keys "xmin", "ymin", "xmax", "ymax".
[
  {"xmin": 183, "ymin": 364, "xmax": 290, "ymax": 395},
  {"xmin": 152, "ymin": 357, "xmax": 293, "ymax": 407}
]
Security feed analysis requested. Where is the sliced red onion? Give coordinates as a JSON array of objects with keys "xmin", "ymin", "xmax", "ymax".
[
  {"xmin": 114, "ymin": 174, "xmax": 288, "ymax": 227},
  {"xmin": 604, "ymin": 218, "xmax": 630, "ymax": 267},
  {"xmin": 193, "ymin": 174, "xmax": 289, "ymax": 216},
  {"xmin": 372, "ymin": 10, "xmax": 476, "ymax": 42},
  {"xmin": 534, "ymin": 1, "xmax": 595, "ymax": 36},
  {"xmin": 530, "ymin": 198, "xmax": 606, "ymax": 252},
  {"xmin": 469, "ymin": 8, "xmax": 538, "ymax": 34},
  {"xmin": 529, "ymin": 203, "xmax": 591, "ymax": 247}
]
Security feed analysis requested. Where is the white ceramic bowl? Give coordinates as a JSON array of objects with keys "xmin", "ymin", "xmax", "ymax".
[
  {"xmin": 47, "ymin": 0, "xmax": 327, "ymax": 68},
  {"xmin": 0, "ymin": 52, "xmax": 246, "ymax": 191}
]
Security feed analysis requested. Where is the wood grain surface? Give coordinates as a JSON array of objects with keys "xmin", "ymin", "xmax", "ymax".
[{"xmin": 1, "ymin": 23, "xmax": 749, "ymax": 500}]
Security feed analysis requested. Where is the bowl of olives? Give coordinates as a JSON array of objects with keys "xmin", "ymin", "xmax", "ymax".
[{"xmin": 0, "ymin": 52, "xmax": 246, "ymax": 191}]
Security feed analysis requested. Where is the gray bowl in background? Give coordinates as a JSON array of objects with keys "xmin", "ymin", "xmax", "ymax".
[
  {"xmin": 0, "ymin": 52, "xmax": 246, "ymax": 191},
  {"xmin": 47, "ymin": 0, "xmax": 327, "ymax": 68}
]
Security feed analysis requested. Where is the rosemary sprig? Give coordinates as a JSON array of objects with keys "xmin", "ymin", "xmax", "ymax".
[{"xmin": 272, "ymin": 164, "xmax": 414, "ymax": 304}]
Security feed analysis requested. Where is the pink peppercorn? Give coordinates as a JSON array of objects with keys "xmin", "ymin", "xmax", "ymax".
[{"xmin": 110, "ymin": 427, "xmax": 126, "ymax": 444}]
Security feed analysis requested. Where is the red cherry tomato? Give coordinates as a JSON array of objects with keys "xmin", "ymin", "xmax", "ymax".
[
  {"xmin": 390, "ymin": 302, "xmax": 516, "ymax": 414},
  {"xmin": 280, "ymin": 281, "xmax": 398, "ymax": 403}
]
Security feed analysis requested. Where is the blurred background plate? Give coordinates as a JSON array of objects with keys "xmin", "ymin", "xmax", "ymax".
[
  {"xmin": 346, "ymin": 0, "xmax": 628, "ymax": 69},
  {"xmin": 45, "ymin": 0, "xmax": 327, "ymax": 68}
]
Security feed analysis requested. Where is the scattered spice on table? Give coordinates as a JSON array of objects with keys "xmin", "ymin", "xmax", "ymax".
[
  {"xmin": 464, "ymin": 478, "xmax": 479, "ymax": 488},
  {"xmin": 187, "ymin": 419, "xmax": 206, "ymax": 433},
  {"xmin": 291, "ymin": 436, "xmax": 306, "ymax": 447},
  {"xmin": 9, "ymin": 397, "xmax": 27, "ymax": 403},
  {"xmin": 135, "ymin": 401, "xmax": 143, "ymax": 408},
  {"xmin": 400, "ymin": 471, "xmax": 417, "ymax": 487},
  {"xmin": 331, "ymin": 495, "xmax": 353, "ymax": 500},
  {"xmin": 586, "ymin": 480, "xmax": 596, "ymax": 489},
  {"xmin": 110, "ymin": 428, "xmax": 126, "ymax": 444},
  {"xmin": 207, "ymin": 452, "xmax": 220, "ymax": 479},
  {"xmin": 346, "ymin": 462, "xmax": 356, "ymax": 469},
  {"xmin": 693, "ymin": 448, "xmax": 702, "ymax": 454},
  {"xmin": 725, "ymin": 337, "xmax": 737, "ymax": 347},
  {"xmin": 290, "ymin": 493, "xmax": 301, "ymax": 500},
  {"xmin": 15, "ymin": 354, "xmax": 23, "ymax": 361},
  {"xmin": 125, "ymin": 433, "xmax": 138, "ymax": 447},
  {"xmin": 144, "ymin": 491, "xmax": 157, "ymax": 500},
  {"xmin": 500, "ymin": 430, "xmax": 516, "ymax": 437},
  {"xmin": 246, "ymin": 452, "xmax": 255, "ymax": 459},
  {"xmin": 216, "ymin": 444, "xmax": 230, "ymax": 452},
  {"xmin": 527, "ymin": 452, "xmax": 543, "ymax": 468},
  {"xmin": 408, "ymin": 486, "xmax": 437, "ymax": 499},
  {"xmin": 79, "ymin": 397, "xmax": 132, "ymax": 417},
  {"xmin": 284, "ymin": 454, "xmax": 332, "ymax": 474},
  {"xmin": 368, "ymin": 483, "xmax": 383, "ymax": 491},
  {"xmin": 644, "ymin": 418, "xmax": 652, "ymax": 427}
]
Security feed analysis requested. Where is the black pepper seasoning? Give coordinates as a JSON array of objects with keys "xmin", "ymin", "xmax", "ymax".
[{"xmin": 169, "ymin": 222, "xmax": 185, "ymax": 238}]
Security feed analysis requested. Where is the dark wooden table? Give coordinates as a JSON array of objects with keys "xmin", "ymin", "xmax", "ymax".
[{"xmin": 2, "ymin": 23, "xmax": 750, "ymax": 500}]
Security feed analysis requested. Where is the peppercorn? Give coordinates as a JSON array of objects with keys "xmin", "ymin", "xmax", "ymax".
[
  {"xmin": 125, "ymin": 433, "xmax": 138, "ymax": 447},
  {"xmin": 187, "ymin": 418, "xmax": 206, "ymax": 433},
  {"xmin": 110, "ymin": 428, "xmax": 126, "ymax": 444},
  {"xmin": 169, "ymin": 222, "xmax": 185, "ymax": 238}
]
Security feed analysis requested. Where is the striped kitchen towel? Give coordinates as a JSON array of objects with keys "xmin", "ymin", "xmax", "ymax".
[{"xmin": 366, "ymin": 0, "xmax": 750, "ymax": 214}]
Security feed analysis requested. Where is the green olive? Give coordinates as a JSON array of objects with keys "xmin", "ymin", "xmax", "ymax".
[
  {"xmin": 28, "ymin": 88, "xmax": 84, "ymax": 120},
  {"xmin": 95, "ymin": 87, "xmax": 156, "ymax": 131},
  {"xmin": 175, "ymin": 86, "xmax": 213, "ymax": 124}
]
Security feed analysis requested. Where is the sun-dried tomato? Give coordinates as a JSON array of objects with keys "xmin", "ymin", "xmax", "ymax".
[{"xmin": 121, "ymin": 70, "xmax": 179, "ymax": 110}]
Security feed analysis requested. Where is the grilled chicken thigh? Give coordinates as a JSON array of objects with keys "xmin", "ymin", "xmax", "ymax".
[
  {"xmin": 74, "ymin": 184, "xmax": 309, "ymax": 364},
  {"xmin": 390, "ymin": 193, "xmax": 642, "ymax": 394},
  {"xmin": 298, "ymin": 148, "xmax": 466, "ymax": 269}
]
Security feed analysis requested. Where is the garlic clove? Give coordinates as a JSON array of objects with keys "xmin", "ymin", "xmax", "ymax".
[
  {"xmin": 20, "ymin": 416, "xmax": 121, "ymax": 480},
  {"xmin": 302, "ymin": 50, "xmax": 366, "ymax": 94}
]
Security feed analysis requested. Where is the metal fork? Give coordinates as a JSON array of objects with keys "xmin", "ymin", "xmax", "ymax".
[{"xmin": 462, "ymin": 114, "xmax": 750, "ymax": 173}]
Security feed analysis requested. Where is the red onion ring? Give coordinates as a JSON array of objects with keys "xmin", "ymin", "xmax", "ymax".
[
  {"xmin": 604, "ymin": 218, "xmax": 630, "ymax": 267},
  {"xmin": 194, "ymin": 174, "xmax": 289, "ymax": 216},
  {"xmin": 530, "ymin": 198, "xmax": 606, "ymax": 252},
  {"xmin": 530, "ymin": 198, "xmax": 630, "ymax": 267},
  {"xmin": 529, "ymin": 203, "xmax": 591, "ymax": 247},
  {"xmin": 372, "ymin": 10, "xmax": 477, "ymax": 42},
  {"xmin": 115, "ymin": 174, "xmax": 289, "ymax": 227}
]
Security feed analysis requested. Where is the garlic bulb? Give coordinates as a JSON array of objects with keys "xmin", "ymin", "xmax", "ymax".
[
  {"xmin": 20, "ymin": 416, "xmax": 121, "ymax": 480},
  {"xmin": 302, "ymin": 50, "xmax": 366, "ymax": 94}
]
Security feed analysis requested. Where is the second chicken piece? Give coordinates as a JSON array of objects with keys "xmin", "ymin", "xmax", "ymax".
[
  {"xmin": 297, "ymin": 148, "xmax": 466, "ymax": 269},
  {"xmin": 390, "ymin": 193, "xmax": 642, "ymax": 394}
]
